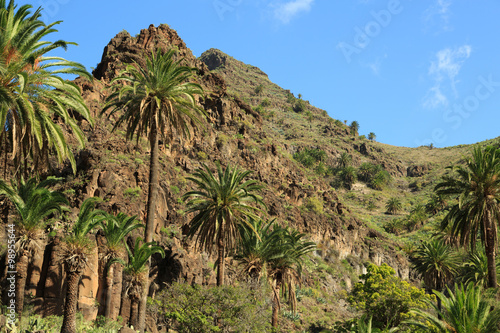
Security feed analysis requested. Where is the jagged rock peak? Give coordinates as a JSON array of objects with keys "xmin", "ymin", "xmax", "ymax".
[
  {"xmin": 93, "ymin": 24, "xmax": 204, "ymax": 81},
  {"xmin": 199, "ymin": 48, "xmax": 269, "ymax": 78},
  {"xmin": 199, "ymin": 48, "xmax": 229, "ymax": 70}
]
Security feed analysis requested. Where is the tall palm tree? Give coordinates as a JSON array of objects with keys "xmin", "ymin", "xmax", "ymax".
[
  {"xmin": 0, "ymin": 176, "xmax": 67, "ymax": 315},
  {"xmin": 266, "ymin": 227, "xmax": 316, "ymax": 328},
  {"xmin": 368, "ymin": 132, "xmax": 376, "ymax": 142},
  {"xmin": 412, "ymin": 239, "xmax": 460, "ymax": 314},
  {"xmin": 60, "ymin": 197, "xmax": 105, "ymax": 333},
  {"xmin": 235, "ymin": 220, "xmax": 315, "ymax": 328},
  {"xmin": 100, "ymin": 212, "xmax": 144, "ymax": 319},
  {"xmin": 0, "ymin": 0, "xmax": 92, "ymax": 177},
  {"xmin": 435, "ymin": 146, "xmax": 500, "ymax": 288},
  {"xmin": 406, "ymin": 283, "xmax": 500, "ymax": 333},
  {"xmin": 102, "ymin": 48, "xmax": 205, "ymax": 332},
  {"xmin": 182, "ymin": 162, "xmax": 265, "ymax": 286},
  {"xmin": 109, "ymin": 237, "xmax": 165, "ymax": 329}
]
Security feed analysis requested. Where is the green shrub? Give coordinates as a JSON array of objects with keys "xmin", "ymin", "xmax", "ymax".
[
  {"xmin": 260, "ymin": 98, "xmax": 271, "ymax": 107},
  {"xmin": 196, "ymin": 151, "xmax": 207, "ymax": 161},
  {"xmin": 123, "ymin": 187, "xmax": 141, "ymax": 199},
  {"xmin": 349, "ymin": 263, "xmax": 431, "ymax": 330},
  {"xmin": 170, "ymin": 185, "xmax": 180, "ymax": 195},
  {"xmin": 306, "ymin": 196, "xmax": 324, "ymax": 214},
  {"xmin": 151, "ymin": 282, "xmax": 271, "ymax": 333}
]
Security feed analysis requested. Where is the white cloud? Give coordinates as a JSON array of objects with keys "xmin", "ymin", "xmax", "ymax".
[
  {"xmin": 423, "ymin": 0, "xmax": 453, "ymax": 32},
  {"xmin": 423, "ymin": 45, "xmax": 472, "ymax": 109},
  {"xmin": 274, "ymin": 0, "xmax": 314, "ymax": 24}
]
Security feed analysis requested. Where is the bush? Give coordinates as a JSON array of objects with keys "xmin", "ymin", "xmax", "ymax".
[
  {"xmin": 123, "ymin": 187, "xmax": 141, "ymax": 199},
  {"xmin": 349, "ymin": 263, "xmax": 431, "ymax": 330},
  {"xmin": 151, "ymin": 282, "xmax": 271, "ymax": 333},
  {"xmin": 306, "ymin": 196, "xmax": 324, "ymax": 214},
  {"xmin": 260, "ymin": 98, "xmax": 271, "ymax": 107}
]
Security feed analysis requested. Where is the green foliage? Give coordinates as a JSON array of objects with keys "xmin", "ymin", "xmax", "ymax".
[
  {"xmin": 349, "ymin": 263, "xmax": 431, "ymax": 330},
  {"xmin": 151, "ymin": 282, "xmax": 271, "ymax": 333},
  {"xmin": 385, "ymin": 197, "xmax": 402, "ymax": 215},
  {"xmin": 254, "ymin": 84, "xmax": 264, "ymax": 95},
  {"xmin": 123, "ymin": 186, "xmax": 141, "ymax": 199},
  {"xmin": 293, "ymin": 98, "xmax": 306, "ymax": 113},
  {"xmin": 350, "ymin": 121, "xmax": 360, "ymax": 136},
  {"xmin": 306, "ymin": 196, "xmax": 324, "ymax": 214},
  {"xmin": 337, "ymin": 166, "xmax": 357, "ymax": 190},
  {"xmin": 383, "ymin": 218, "xmax": 406, "ymax": 235},
  {"xmin": 196, "ymin": 151, "xmax": 208, "ymax": 161},
  {"xmin": 406, "ymin": 283, "xmax": 500, "ymax": 333},
  {"xmin": 411, "ymin": 239, "xmax": 460, "ymax": 292},
  {"xmin": 294, "ymin": 148, "xmax": 327, "ymax": 168},
  {"xmin": 357, "ymin": 163, "xmax": 391, "ymax": 190},
  {"xmin": 459, "ymin": 249, "xmax": 500, "ymax": 288},
  {"xmin": 170, "ymin": 185, "xmax": 180, "ymax": 195},
  {"xmin": 260, "ymin": 98, "xmax": 271, "ymax": 107},
  {"xmin": 368, "ymin": 132, "xmax": 376, "ymax": 141}
]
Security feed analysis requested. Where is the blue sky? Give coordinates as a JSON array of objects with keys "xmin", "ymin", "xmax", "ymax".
[{"xmin": 19, "ymin": 0, "xmax": 500, "ymax": 148}]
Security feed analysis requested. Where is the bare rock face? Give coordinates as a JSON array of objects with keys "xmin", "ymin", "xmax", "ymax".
[{"xmin": 407, "ymin": 164, "xmax": 431, "ymax": 177}]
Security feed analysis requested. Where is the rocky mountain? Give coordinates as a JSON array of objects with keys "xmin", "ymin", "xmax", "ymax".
[{"xmin": 2, "ymin": 23, "xmax": 498, "ymax": 331}]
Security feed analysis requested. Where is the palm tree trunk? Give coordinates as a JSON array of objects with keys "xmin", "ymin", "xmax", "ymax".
[
  {"xmin": 217, "ymin": 221, "xmax": 225, "ymax": 286},
  {"xmin": 110, "ymin": 263, "xmax": 123, "ymax": 320},
  {"xmin": 484, "ymin": 211, "xmax": 497, "ymax": 288},
  {"xmin": 130, "ymin": 297, "xmax": 139, "ymax": 330},
  {"xmin": 15, "ymin": 251, "xmax": 29, "ymax": 316},
  {"xmin": 104, "ymin": 262, "xmax": 115, "ymax": 318},
  {"xmin": 61, "ymin": 270, "xmax": 82, "ymax": 333},
  {"xmin": 138, "ymin": 119, "xmax": 159, "ymax": 333},
  {"xmin": 271, "ymin": 281, "xmax": 281, "ymax": 328}
]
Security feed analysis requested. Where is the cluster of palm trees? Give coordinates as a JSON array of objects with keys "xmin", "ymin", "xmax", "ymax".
[
  {"xmin": 404, "ymin": 145, "xmax": 500, "ymax": 331},
  {"xmin": 0, "ymin": 1, "xmax": 206, "ymax": 332},
  {"xmin": 181, "ymin": 162, "xmax": 316, "ymax": 328},
  {"xmin": 0, "ymin": 178, "xmax": 148, "ymax": 332}
]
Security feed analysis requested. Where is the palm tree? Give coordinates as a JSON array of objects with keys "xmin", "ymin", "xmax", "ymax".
[
  {"xmin": 0, "ymin": 176, "xmax": 67, "ymax": 315},
  {"xmin": 337, "ymin": 152, "xmax": 352, "ymax": 169},
  {"xmin": 109, "ymin": 237, "xmax": 165, "ymax": 329},
  {"xmin": 406, "ymin": 283, "xmax": 500, "ymax": 333},
  {"xmin": 368, "ymin": 132, "xmax": 376, "ymax": 141},
  {"xmin": 459, "ymin": 249, "xmax": 500, "ymax": 289},
  {"xmin": 60, "ymin": 197, "xmax": 106, "ymax": 333},
  {"xmin": 435, "ymin": 146, "xmax": 500, "ymax": 288},
  {"xmin": 100, "ymin": 212, "xmax": 144, "ymax": 319},
  {"xmin": 412, "ymin": 239, "xmax": 460, "ymax": 314},
  {"xmin": 349, "ymin": 121, "xmax": 359, "ymax": 136},
  {"xmin": 182, "ymin": 162, "xmax": 265, "ymax": 286},
  {"xmin": 266, "ymin": 227, "xmax": 316, "ymax": 328},
  {"xmin": 386, "ymin": 197, "xmax": 402, "ymax": 215},
  {"xmin": 338, "ymin": 166, "xmax": 357, "ymax": 190},
  {"xmin": 235, "ymin": 217, "xmax": 279, "ymax": 281},
  {"xmin": 0, "ymin": 1, "xmax": 92, "ymax": 177},
  {"xmin": 425, "ymin": 194, "xmax": 447, "ymax": 216},
  {"xmin": 102, "ymin": 48, "xmax": 205, "ymax": 332}
]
